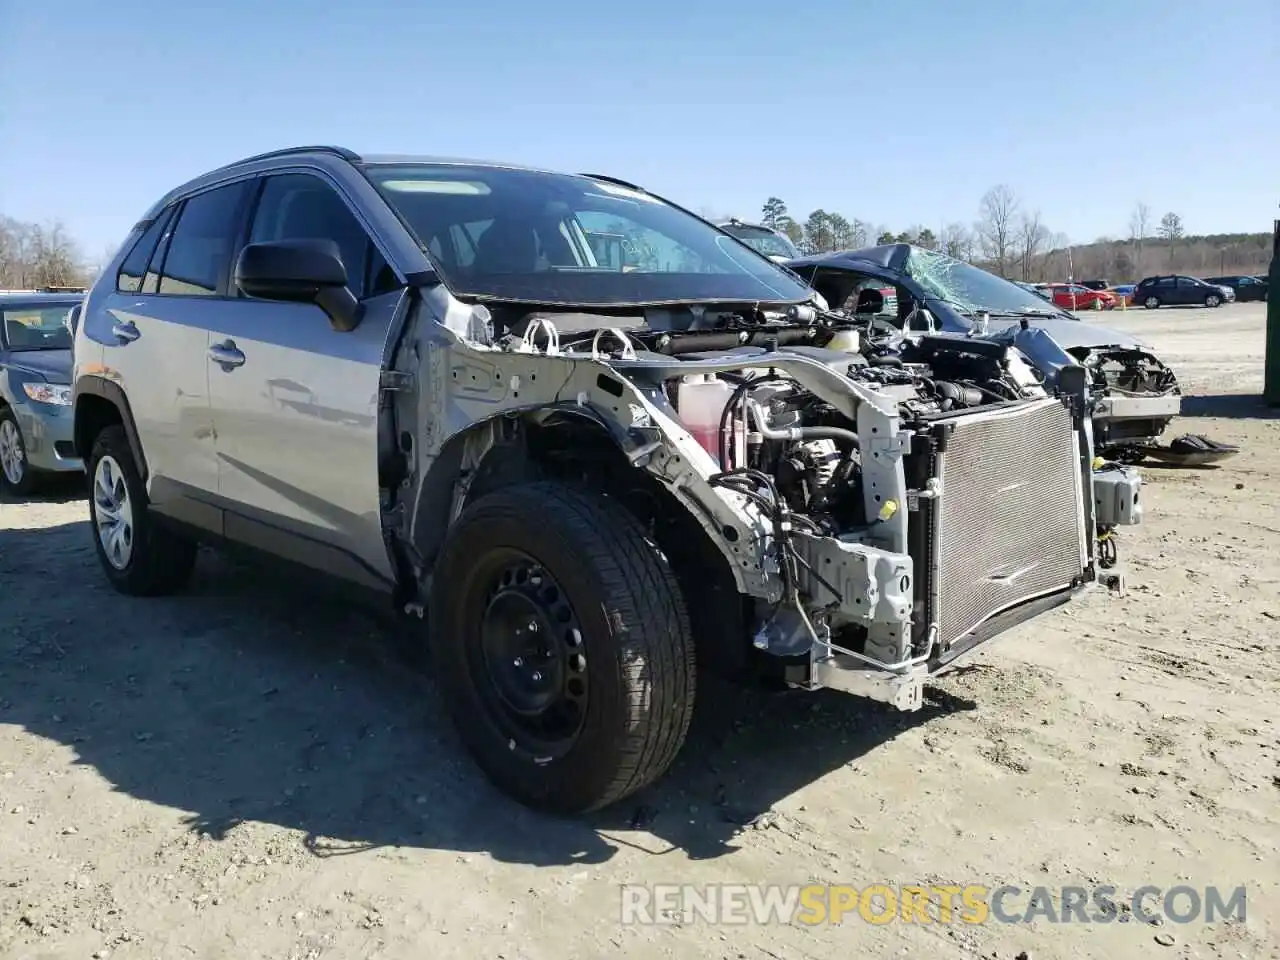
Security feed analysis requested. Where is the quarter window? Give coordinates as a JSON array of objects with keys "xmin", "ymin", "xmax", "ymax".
[
  {"xmin": 158, "ymin": 182, "xmax": 252, "ymax": 297},
  {"xmin": 245, "ymin": 174, "xmax": 396, "ymax": 300},
  {"xmin": 116, "ymin": 208, "xmax": 175, "ymax": 293},
  {"xmin": 143, "ymin": 210, "xmax": 179, "ymax": 294}
]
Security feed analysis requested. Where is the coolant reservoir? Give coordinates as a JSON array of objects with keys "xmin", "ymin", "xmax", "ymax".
[
  {"xmin": 826, "ymin": 329, "xmax": 861, "ymax": 353},
  {"xmin": 677, "ymin": 374, "xmax": 743, "ymax": 465}
]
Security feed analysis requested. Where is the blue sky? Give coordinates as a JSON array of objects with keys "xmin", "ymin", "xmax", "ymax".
[{"xmin": 1, "ymin": 0, "xmax": 1275, "ymax": 260}]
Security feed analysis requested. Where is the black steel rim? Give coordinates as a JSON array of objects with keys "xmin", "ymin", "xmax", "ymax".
[{"xmin": 467, "ymin": 549, "xmax": 589, "ymax": 758}]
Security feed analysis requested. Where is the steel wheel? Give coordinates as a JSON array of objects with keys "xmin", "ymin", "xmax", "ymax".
[
  {"xmin": 470, "ymin": 550, "xmax": 589, "ymax": 759},
  {"xmin": 0, "ymin": 417, "xmax": 25, "ymax": 487},
  {"xmin": 93, "ymin": 454, "xmax": 135, "ymax": 570}
]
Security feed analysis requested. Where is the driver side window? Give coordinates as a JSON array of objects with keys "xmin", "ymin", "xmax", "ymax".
[{"xmin": 246, "ymin": 174, "xmax": 398, "ymax": 300}]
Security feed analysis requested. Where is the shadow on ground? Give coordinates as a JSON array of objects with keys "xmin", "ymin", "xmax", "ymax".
[
  {"xmin": 1181, "ymin": 393, "xmax": 1280, "ymax": 420},
  {"xmin": 0, "ymin": 518, "xmax": 970, "ymax": 869},
  {"xmin": 0, "ymin": 471, "xmax": 86, "ymax": 505}
]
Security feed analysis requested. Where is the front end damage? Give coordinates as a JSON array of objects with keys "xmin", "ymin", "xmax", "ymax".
[
  {"xmin": 387, "ymin": 294, "xmax": 1144, "ymax": 712},
  {"xmin": 982, "ymin": 323, "xmax": 1238, "ymax": 467}
]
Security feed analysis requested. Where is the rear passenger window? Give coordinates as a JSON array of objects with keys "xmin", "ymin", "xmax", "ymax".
[
  {"xmin": 116, "ymin": 208, "xmax": 174, "ymax": 293},
  {"xmin": 158, "ymin": 182, "xmax": 252, "ymax": 297},
  {"xmin": 246, "ymin": 173, "xmax": 397, "ymax": 300}
]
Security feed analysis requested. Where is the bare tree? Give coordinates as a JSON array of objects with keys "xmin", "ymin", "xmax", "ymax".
[
  {"xmin": 0, "ymin": 217, "xmax": 36, "ymax": 288},
  {"xmin": 1158, "ymin": 212, "xmax": 1185, "ymax": 267},
  {"xmin": 1016, "ymin": 210, "xmax": 1049, "ymax": 281},
  {"xmin": 976, "ymin": 185, "xmax": 1019, "ymax": 276},
  {"xmin": 850, "ymin": 218, "xmax": 868, "ymax": 249},
  {"xmin": 0, "ymin": 216, "xmax": 89, "ymax": 289},
  {"xmin": 1040, "ymin": 232, "xmax": 1073, "ymax": 281},
  {"xmin": 939, "ymin": 222, "xmax": 973, "ymax": 260},
  {"xmin": 1128, "ymin": 202, "xmax": 1151, "ymax": 278}
]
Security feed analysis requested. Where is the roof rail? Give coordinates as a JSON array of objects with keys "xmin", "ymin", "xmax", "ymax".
[
  {"xmin": 580, "ymin": 172, "xmax": 646, "ymax": 192},
  {"xmin": 214, "ymin": 145, "xmax": 361, "ymax": 174}
]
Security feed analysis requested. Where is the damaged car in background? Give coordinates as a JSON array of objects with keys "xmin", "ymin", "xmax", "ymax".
[
  {"xmin": 72, "ymin": 148, "xmax": 1144, "ymax": 816},
  {"xmin": 785, "ymin": 244, "xmax": 1239, "ymax": 466}
]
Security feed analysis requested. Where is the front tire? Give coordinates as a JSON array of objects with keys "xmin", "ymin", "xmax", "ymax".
[
  {"xmin": 87, "ymin": 425, "xmax": 197, "ymax": 596},
  {"xmin": 1143, "ymin": 296, "xmax": 1160, "ymax": 309},
  {"xmin": 429, "ymin": 482, "xmax": 695, "ymax": 815},
  {"xmin": 1205, "ymin": 294, "xmax": 1221, "ymax": 308},
  {"xmin": 0, "ymin": 408, "xmax": 39, "ymax": 497}
]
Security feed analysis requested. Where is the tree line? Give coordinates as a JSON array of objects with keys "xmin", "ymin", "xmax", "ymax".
[
  {"xmin": 0, "ymin": 216, "xmax": 98, "ymax": 290},
  {"xmin": 758, "ymin": 189, "xmax": 1272, "ymax": 283}
]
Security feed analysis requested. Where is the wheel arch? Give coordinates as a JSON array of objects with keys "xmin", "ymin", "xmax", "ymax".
[
  {"xmin": 73, "ymin": 376, "xmax": 148, "ymax": 481},
  {"xmin": 408, "ymin": 407, "xmax": 751, "ymax": 678}
]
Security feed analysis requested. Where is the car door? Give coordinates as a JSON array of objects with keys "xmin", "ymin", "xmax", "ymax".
[
  {"xmin": 1174, "ymin": 276, "xmax": 1202, "ymax": 304},
  {"xmin": 205, "ymin": 171, "xmax": 404, "ymax": 588},
  {"xmin": 97, "ymin": 182, "xmax": 253, "ymax": 515}
]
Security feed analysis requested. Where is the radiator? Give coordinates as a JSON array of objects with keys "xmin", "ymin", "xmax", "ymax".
[{"xmin": 929, "ymin": 398, "xmax": 1087, "ymax": 650}]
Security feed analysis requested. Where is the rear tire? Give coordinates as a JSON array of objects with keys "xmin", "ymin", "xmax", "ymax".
[
  {"xmin": 428, "ymin": 481, "xmax": 695, "ymax": 815},
  {"xmin": 87, "ymin": 425, "xmax": 198, "ymax": 596}
]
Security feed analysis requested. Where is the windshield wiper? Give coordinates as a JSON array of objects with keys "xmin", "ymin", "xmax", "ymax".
[{"xmin": 984, "ymin": 308, "xmax": 1071, "ymax": 320}]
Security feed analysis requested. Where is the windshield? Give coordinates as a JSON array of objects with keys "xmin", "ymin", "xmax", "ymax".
[
  {"xmin": 362, "ymin": 164, "xmax": 812, "ymax": 307},
  {"xmin": 903, "ymin": 247, "xmax": 1065, "ymax": 316},
  {"xmin": 718, "ymin": 224, "xmax": 801, "ymax": 260},
  {"xmin": 1, "ymin": 305, "xmax": 75, "ymax": 351}
]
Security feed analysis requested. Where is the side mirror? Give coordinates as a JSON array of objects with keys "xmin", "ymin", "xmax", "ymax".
[{"xmin": 234, "ymin": 239, "xmax": 364, "ymax": 332}]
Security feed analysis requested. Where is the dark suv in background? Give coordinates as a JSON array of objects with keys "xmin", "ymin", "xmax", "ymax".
[
  {"xmin": 1135, "ymin": 275, "xmax": 1229, "ymax": 309},
  {"xmin": 1204, "ymin": 275, "xmax": 1268, "ymax": 302}
]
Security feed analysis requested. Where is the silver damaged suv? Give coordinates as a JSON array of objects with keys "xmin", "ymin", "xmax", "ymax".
[{"xmin": 72, "ymin": 146, "xmax": 1144, "ymax": 814}]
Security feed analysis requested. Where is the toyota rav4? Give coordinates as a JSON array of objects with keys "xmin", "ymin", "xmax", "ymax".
[{"xmin": 72, "ymin": 146, "xmax": 1143, "ymax": 814}]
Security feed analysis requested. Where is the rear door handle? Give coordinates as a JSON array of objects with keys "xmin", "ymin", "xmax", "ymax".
[
  {"xmin": 209, "ymin": 340, "xmax": 246, "ymax": 370},
  {"xmin": 111, "ymin": 321, "xmax": 140, "ymax": 343}
]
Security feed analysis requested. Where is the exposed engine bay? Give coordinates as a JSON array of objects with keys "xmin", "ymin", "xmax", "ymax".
[{"xmin": 426, "ymin": 299, "xmax": 1144, "ymax": 708}]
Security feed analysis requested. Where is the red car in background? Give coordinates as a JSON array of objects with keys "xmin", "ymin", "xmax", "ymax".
[{"xmin": 1042, "ymin": 282, "xmax": 1117, "ymax": 311}]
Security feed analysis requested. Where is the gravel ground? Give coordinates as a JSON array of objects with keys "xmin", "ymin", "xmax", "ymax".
[{"xmin": 2, "ymin": 303, "xmax": 1277, "ymax": 960}]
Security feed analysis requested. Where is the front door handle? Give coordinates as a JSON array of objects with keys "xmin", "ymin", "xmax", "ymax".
[
  {"xmin": 111, "ymin": 321, "xmax": 140, "ymax": 343},
  {"xmin": 209, "ymin": 340, "xmax": 246, "ymax": 370}
]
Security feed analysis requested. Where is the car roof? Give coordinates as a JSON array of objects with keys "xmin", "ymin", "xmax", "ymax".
[
  {"xmin": 0, "ymin": 292, "xmax": 84, "ymax": 308},
  {"xmin": 786, "ymin": 243, "xmax": 912, "ymax": 272},
  {"xmin": 139, "ymin": 144, "xmax": 638, "ymax": 226}
]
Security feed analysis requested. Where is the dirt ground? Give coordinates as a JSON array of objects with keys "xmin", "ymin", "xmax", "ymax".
[{"xmin": 2, "ymin": 303, "xmax": 1277, "ymax": 960}]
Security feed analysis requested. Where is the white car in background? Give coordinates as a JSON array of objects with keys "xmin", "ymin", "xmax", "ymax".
[{"xmin": 716, "ymin": 219, "xmax": 802, "ymax": 263}]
